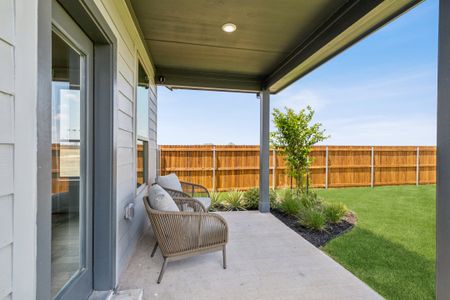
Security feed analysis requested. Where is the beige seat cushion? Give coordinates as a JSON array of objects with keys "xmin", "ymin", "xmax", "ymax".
[
  {"xmin": 156, "ymin": 173, "xmax": 183, "ymax": 192},
  {"xmin": 148, "ymin": 184, "xmax": 179, "ymax": 212},
  {"xmin": 194, "ymin": 197, "xmax": 211, "ymax": 209}
]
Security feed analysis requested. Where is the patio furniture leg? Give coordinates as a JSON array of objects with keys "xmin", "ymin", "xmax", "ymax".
[
  {"xmin": 151, "ymin": 241, "xmax": 158, "ymax": 257},
  {"xmin": 157, "ymin": 257, "xmax": 168, "ymax": 284},
  {"xmin": 223, "ymin": 245, "xmax": 227, "ymax": 269}
]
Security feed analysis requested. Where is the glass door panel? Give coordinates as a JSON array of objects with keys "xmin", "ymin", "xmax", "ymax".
[
  {"xmin": 50, "ymin": 1, "xmax": 93, "ymax": 299},
  {"xmin": 51, "ymin": 29, "xmax": 89, "ymax": 299}
]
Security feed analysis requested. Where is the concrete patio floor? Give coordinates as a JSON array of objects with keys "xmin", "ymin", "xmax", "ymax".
[{"xmin": 118, "ymin": 211, "xmax": 382, "ymax": 300}]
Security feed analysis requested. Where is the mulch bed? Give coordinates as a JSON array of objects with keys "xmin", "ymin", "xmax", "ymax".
[{"xmin": 271, "ymin": 208, "xmax": 355, "ymax": 247}]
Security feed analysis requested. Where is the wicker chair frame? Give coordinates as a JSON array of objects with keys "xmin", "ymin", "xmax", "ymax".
[
  {"xmin": 144, "ymin": 196, "xmax": 228, "ymax": 283},
  {"xmin": 162, "ymin": 180, "xmax": 210, "ymax": 199}
]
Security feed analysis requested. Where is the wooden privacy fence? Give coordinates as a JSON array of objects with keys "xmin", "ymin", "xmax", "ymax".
[{"xmin": 159, "ymin": 145, "xmax": 436, "ymax": 192}]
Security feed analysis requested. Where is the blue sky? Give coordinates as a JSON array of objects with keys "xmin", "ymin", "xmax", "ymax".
[{"xmin": 158, "ymin": 0, "xmax": 438, "ymax": 146}]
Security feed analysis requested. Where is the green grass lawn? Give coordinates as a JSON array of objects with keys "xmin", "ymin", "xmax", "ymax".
[{"xmin": 315, "ymin": 185, "xmax": 436, "ymax": 300}]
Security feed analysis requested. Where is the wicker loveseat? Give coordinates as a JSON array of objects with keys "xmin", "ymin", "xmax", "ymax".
[
  {"xmin": 156, "ymin": 174, "xmax": 212, "ymax": 210},
  {"xmin": 144, "ymin": 191, "xmax": 228, "ymax": 283}
]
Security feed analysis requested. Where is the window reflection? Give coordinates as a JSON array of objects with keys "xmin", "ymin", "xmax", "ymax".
[
  {"xmin": 51, "ymin": 32, "xmax": 83, "ymax": 297},
  {"xmin": 137, "ymin": 140, "xmax": 146, "ymax": 187},
  {"xmin": 136, "ymin": 63, "xmax": 149, "ymax": 188}
]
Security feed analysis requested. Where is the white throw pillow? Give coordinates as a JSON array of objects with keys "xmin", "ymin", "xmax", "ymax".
[
  {"xmin": 156, "ymin": 173, "xmax": 183, "ymax": 192},
  {"xmin": 148, "ymin": 184, "xmax": 179, "ymax": 211}
]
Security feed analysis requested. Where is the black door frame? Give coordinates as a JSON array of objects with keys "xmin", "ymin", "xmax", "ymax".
[{"xmin": 37, "ymin": 0, "xmax": 118, "ymax": 299}]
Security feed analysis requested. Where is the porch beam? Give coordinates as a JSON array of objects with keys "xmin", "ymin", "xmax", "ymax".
[
  {"xmin": 437, "ymin": 0, "xmax": 450, "ymax": 298},
  {"xmin": 259, "ymin": 90, "xmax": 270, "ymax": 213},
  {"xmin": 155, "ymin": 68, "xmax": 262, "ymax": 93}
]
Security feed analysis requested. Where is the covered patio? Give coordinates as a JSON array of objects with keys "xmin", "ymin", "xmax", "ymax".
[
  {"xmin": 119, "ymin": 212, "xmax": 381, "ymax": 299},
  {"xmin": 125, "ymin": 0, "xmax": 425, "ymax": 213},
  {"xmin": 118, "ymin": 0, "xmax": 446, "ymax": 299}
]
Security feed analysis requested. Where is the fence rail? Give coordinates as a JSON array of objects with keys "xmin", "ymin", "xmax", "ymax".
[{"xmin": 159, "ymin": 145, "xmax": 436, "ymax": 191}]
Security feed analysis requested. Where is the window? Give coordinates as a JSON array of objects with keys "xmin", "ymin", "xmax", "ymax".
[{"xmin": 136, "ymin": 63, "xmax": 149, "ymax": 188}]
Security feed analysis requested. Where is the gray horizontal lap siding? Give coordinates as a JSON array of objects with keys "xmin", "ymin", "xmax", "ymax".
[
  {"xmin": 96, "ymin": 0, "xmax": 157, "ymax": 282},
  {"xmin": 0, "ymin": 0, "xmax": 15, "ymax": 298}
]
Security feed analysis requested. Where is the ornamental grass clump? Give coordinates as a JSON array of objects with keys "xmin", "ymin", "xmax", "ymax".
[
  {"xmin": 323, "ymin": 202, "xmax": 347, "ymax": 224},
  {"xmin": 278, "ymin": 189, "xmax": 302, "ymax": 215},
  {"xmin": 209, "ymin": 192, "xmax": 225, "ymax": 211},
  {"xmin": 242, "ymin": 188, "xmax": 280, "ymax": 210},
  {"xmin": 298, "ymin": 207, "xmax": 327, "ymax": 231},
  {"xmin": 243, "ymin": 188, "xmax": 259, "ymax": 210},
  {"xmin": 223, "ymin": 190, "xmax": 246, "ymax": 211},
  {"xmin": 299, "ymin": 190, "xmax": 322, "ymax": 209},
  {"xmin": 277, "ymin": 189, "xmax": 349, "ymax": 231},
  {"xmin": 269, "ymin": 189, "xmax": 279, "ymax": 209}
]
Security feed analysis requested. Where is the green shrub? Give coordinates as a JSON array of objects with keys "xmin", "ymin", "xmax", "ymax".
[
  {"xmin": 276, "ymin": 189, "xmax": 348, "ymax": 230},
  {"xmin": 209, "ymin": 192, "xmax": 224, "ymax": 211},
  {"xmin": 242, "ymin": 188, "xmax": 280, "ymax": 210},
  {"xmin": 299, "ymin": 191, "xmax": 322, "ymax": 209},
  {"xmin": 223, "ymin": 190, "xmax": 246, "ymax": 211},
  {"xmin": 278, "ymin": 189, "xmax": 294, "ymax": 201},
  {"xmin": 270, "ymin": 189, "xmax": 279, "ymax": 209},
  {"xmin": 323, "ymin": 202, "xmax": 347, "ymax": 223},
  {"xmin": 278, "ymin": 190, "xmax": 302, "ymax": 215},
  {"xmin": 299, "ymin": 207, "xmax": 327, "ymax": 231},
  {"xmin": 243, "ymin": 188, "xmax": 259, "ymax": 210}
]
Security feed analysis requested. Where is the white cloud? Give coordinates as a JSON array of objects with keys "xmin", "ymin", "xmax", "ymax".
[
  {"xmin": 320, "ymin": 114, "xmax": 436, "ymax": 146},
  {"xmin": 269, "ymin": 65, "xmax": 437, "ymax": 146},
  {"xmin": 272, "ymin": 89, "xmax": 328, "ymax": 112},
  {"xmin": 323, "ymin": 67, "xmax": 436, "ymax": 103}
]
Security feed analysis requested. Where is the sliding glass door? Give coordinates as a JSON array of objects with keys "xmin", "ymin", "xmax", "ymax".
[{"xmin": 51, "ymin": 2, "xmax": 93, "ymax": 299}]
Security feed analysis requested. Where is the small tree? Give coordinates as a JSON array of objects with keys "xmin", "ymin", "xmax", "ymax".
[{"xmin": 271, "ymin": 106, "xmax": 328, "ymax": 192}]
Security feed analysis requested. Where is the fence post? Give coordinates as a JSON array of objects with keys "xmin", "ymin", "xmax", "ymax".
[
  {"xmin": 325, "ymin": 146, "xmax": 329, "ymax": 189},
  {"xmin": 371, "ymin": 146, "xmax": 375, "ymax": 188},
  {"xmin": 212, "ymin": 146, "xmax": 216, "ymax": 192},
  {"xmin": 272, "ymin": 149, "xmax": 276, "ymax": 190},
  {"xmin": 416, "ymin": 146, "xmax": 420, "ymax": 186}
]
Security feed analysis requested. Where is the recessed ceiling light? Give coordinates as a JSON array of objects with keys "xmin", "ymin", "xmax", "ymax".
[{"xmin": 222, "ymin": 23, "xmax": 237, "ymax": 33}]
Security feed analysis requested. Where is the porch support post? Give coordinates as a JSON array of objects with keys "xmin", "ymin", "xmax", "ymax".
[
  {"xmin": 437, "ymin": 1, "xmax": 450, "ymax": 298},
  {"xmin": 259, "ymin": 90, "xmax": 270, "ymax": 213}
]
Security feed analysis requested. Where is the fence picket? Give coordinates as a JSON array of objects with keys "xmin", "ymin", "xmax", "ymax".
[
  {"xmin": 272, "ymin": 149, "xmax": 276, "ymax": 190},
  {"xmin": 371, "ymin": 146, "xmax": 374, "ymax": 188},
  {"xmin": 212, "ymin": 146, "xmax": 216, "ymax": 191},
  {"xmin": 325, "ymin": 146, "xmax": 329, "ymax": 189},
  {"xmin": 416, "ymin": 147, "xmax": 420, "ymax": 186}
]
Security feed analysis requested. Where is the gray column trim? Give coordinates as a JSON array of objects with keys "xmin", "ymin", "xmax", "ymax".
[
  {"xmin": 437, "ymin": 1, "xmax": 450, "ymax": 298},
  {"xmin": 92, "ymin": 43, "xmax": 117, "ymax": 291},
  {"xmin": 259, "ymin": 90, "xmax": 270, "ymax": 213},
  {"xmin": 36, "ymin": 0, "xmax": 52, "ymax": 299},
  {"xmin": 73, "ymin": 0, "xmax": 118, "ymax": 291}
]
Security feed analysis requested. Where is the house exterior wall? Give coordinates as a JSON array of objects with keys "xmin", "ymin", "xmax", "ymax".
[
  {"xmin": 0, "ymin": 0, "xmax": 157, "ymax": 298},
  {"xmin": 92, "ymin": 0, "xmax": 157, "ymax": 284},
  {"xmin": 0, "ymin": 0, "xmax": 39, "ymax": 299}
]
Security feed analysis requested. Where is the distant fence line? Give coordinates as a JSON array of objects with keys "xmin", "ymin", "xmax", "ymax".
[{"xmin": 158, "ymin": 145, "xmax": 436, "ymax": 192}]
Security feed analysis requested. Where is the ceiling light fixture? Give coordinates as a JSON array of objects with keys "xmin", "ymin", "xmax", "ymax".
[{"xmin": 222, "ymin": 23, "xmax": 237, "ymax": 33}]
